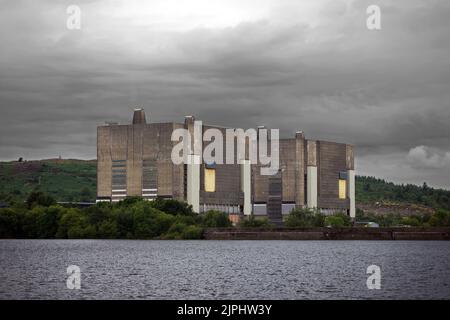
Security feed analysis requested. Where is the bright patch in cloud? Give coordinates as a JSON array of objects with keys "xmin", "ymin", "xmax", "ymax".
[{"xmin": 406, "ymin": 145, "xmax": 450, "ymax": 169}]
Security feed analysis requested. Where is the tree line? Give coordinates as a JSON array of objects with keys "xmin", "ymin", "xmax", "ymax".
[
  {"xmin": 0, "ymin": 192, "xmax": 232, "ymax": 239},
  {"xmin": 356, "ymin": 176, "xmax": 450, "ymax": 210},
  {"xmin": 1, "ymin": 191, "xmax": 449, "ymax": 239}
]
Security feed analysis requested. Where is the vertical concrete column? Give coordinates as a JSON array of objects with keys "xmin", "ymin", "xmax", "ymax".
[
  {"xmin": 306, "ymin": 166, "xmax": 318, "ymax": 208},
  {"xmin": 240, "ymin": 159, "xmax": 252, "ymax": 215},
  {"xmin": 346, "ymin": 145, "xmax": 355, "ymax": 218},
  {"xmin": 184, "ymin": 115, "xmax": 202, "ymax": 156},
  {"xmin": 348, "ymin": 170, "xmax": 355, "ymax": 218},
  {"xmin": 306, "ymin": 140, "xmax": 318, "ymax": 209},
  {"xmin": 187, "ymin": 154, "xmax": 200, "ymax": 213},
  {"xmin": 185, "ymin": 116, "xmax": 202, "ymax": 213},
  {"xmin": 295, "ymin": 131, "xmax": 305, "ymax": 207}
]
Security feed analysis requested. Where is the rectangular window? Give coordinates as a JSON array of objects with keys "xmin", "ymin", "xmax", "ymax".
[
  {"xmin": 339, "ymin": 179, "xmax": 346, "ymax": 199},
  {"xmin": 204, "ymin": 168, "xmax": 216, "ymax": 192},
  {"xmin": 142, "ymin": 159, "xmax": 157, "ymax": 190},
  {"xmin": 339, "ymin": 171, "xmax": 348, "ymax": 180},
  {"xmin": 111, "ymin": 160, "xmax": 127, "ymax": 190}
]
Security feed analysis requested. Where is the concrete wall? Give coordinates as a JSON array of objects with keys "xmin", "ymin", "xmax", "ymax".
[
  {"xmin": 279, "ymin": 139, "xmax": 296, "ymax": 202},
  {"xmin": 199, "ymin": 125, "xmax": 243, "ymax": 207},
  {"xmin": 97, "ymin": 126, "xmax": 112, "ymax": 198},
  {"xmin": 97, "ymin": 122, "xmax": 181, "ymax": 200},
  {"xmin": 317, "ymin": 141, "xmax": 350, "ymax": 210}
]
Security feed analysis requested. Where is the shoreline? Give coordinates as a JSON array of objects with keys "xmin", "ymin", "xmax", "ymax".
[
  {"xmin": 1, "ymin": 227, "xmax": 449, "ymax": 241},
  {"xmin": 204, "ymin": 227, "xmax": 450, "ymax": 240}
]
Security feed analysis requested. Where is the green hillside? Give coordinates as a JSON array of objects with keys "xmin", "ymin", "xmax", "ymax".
[
  {"xmin": 0, "ymin": 159, "xmax": 96, "ymax": 203},
  {"xmin": 1, "ymin": 159, "xmax": 449, "ymax": 211},
  {"xmin": 356, "ymin": 176, "xmax": 450, "ymax": 210}
]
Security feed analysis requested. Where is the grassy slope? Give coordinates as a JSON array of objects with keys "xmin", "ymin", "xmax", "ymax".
[
  {"xmin": 0, "ymin": 159, "xmax": 96, "ymax": 202},
  {"xmin": 1, "ymin": 159, "xmax": 449, "ymax": 211}
]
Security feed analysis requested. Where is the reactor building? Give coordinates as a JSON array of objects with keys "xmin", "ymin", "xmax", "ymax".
[{"xmin": 97, "ymin": 108, "xmax": 355, "ymax": 224}]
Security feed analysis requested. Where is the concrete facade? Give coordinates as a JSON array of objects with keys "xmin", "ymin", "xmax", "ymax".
[{"xmin": 97, "ymin": 109, "xmax": 356, "ymax": 220}]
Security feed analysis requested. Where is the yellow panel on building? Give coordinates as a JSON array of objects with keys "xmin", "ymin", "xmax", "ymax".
[
  {"xmin": 339, "ymin": 179, "xmax": 346, "ymax": 199},
  {"xmin": 205, "ymin": 168, "xmax": 216, "ymax": 192}
]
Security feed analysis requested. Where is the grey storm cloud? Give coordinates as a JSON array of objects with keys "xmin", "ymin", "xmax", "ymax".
[{"xmin": 0, "ymin": 0, "xmax": 449, "ymax": 188}]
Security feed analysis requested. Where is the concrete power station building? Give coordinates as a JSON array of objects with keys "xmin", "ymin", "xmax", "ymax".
[{"xmin": 97, "ymin": 109, "xmax": 355, "ymax": 224}]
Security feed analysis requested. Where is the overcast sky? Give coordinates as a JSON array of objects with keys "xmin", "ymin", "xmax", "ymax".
[{"xmin": 0, "ymin": 0, "xmax": 449, "ymax": 188}]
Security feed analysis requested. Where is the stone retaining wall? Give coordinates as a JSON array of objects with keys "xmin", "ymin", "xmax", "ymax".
[{"xmin": 203, "ymin": 227, "xmax": 450, "ymax": 240}]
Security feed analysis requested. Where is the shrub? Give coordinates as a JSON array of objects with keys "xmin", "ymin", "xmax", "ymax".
[
  {"xmin": 285, "ymin": 208, "xmax": 324, "ymax": 227},
  {"xmin": 163, "ymin": 222, "xmax": 187, "ymax": 239},
  {"xmin": 429, "ymin": 209, "xmax": 450, "ymax": 227},
  {"xmin": 329, "ymin": 212, "xmax": 351, "ymax": 227},
  {"xmin": 239, "ymin": 215, "xmax": 273, "ymax": 228},
  {"xmin": 182, "ymin": 225, "xmax": 203, "ymax": 239},
  {"xmin": 401, "ymin": 216, "xmax": 421, "ymax": 227},
  {"xmin": 324, "ymin": 215, "xmax": 345, "ymax": 227},
  {"xmin": 201, "ymin": 210, "xmax": 232, "ymax": 228}
]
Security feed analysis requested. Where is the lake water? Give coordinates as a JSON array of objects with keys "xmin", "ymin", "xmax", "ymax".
[{"xmin": 0, "ymin": 240, "xmax": 449, "ymax": 299}]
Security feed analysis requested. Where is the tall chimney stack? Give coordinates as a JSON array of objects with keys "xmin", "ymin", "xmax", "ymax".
[{"xmin": 132, "ymin": 108, "xmax": 146, "ymax": 124}]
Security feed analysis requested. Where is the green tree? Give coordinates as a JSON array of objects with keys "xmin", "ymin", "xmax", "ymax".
[
  {"xmin": 116, "ymin": 208, "xmax": 134, "ymax": 238},
  {"xmin": 97, "ymin": 220, "xmax": 118, "ymax": 238},
  {"xmin": 56, "ymin": 208, "xmax": 96, "ymax": 239},
  {"xmin": 150, "ymin": 198, "xmax": 195, "ymax": 216},
  {"xmin": 80, "ymin": 187, "xmax": 93, "ymax": 202},
  {"xmin": 130, "ymin": 202, "xmax": 174, "ymax": 239},
  {"xmin": 0, "ymin": 208, "xmax": 23, "ymax": 238},
  {"xmin": 26, "ymin": 191, "xmax": 56, "ymax": 209}
]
